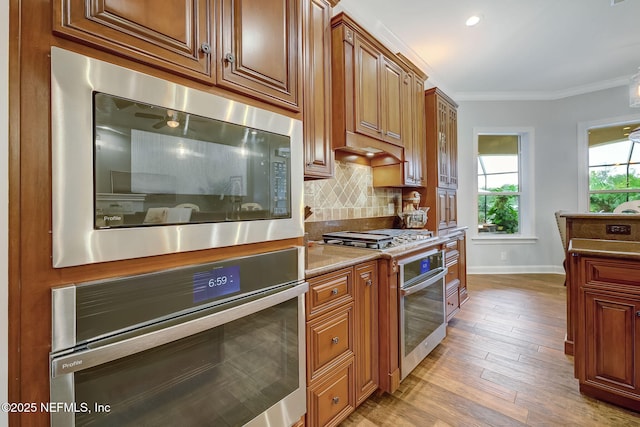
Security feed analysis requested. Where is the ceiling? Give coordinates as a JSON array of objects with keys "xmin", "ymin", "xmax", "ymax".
[{"xmin": 335, "ymin": 0, "xmax": 640, "ymax": 102}]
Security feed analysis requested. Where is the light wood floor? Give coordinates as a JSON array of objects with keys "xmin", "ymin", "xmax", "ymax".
[{"xmin": 342, "ymin": 274, "xmax": 640, "ymax": 426}]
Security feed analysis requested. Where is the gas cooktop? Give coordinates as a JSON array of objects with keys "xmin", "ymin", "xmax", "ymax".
[{"xmin": 322, "ymin": 229, "xmax": 435, "ymax": 250}]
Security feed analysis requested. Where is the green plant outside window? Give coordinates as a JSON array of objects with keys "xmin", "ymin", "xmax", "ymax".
[
  {"xmin": 588, "ymin": 123, "xmax": 640, "ymax": 212},
  {"xmin": 478, "ymin": 135, "xmax": 520, "ymax": 234}
]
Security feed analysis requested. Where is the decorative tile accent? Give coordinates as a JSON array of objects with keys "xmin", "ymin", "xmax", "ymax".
[{"xmin": 304, "ymin": 161, "xmax": 401, "ymax": 222}]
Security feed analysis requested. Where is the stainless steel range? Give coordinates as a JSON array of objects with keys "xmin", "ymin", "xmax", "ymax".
[
  {"xmin": 322, "ymin": 229, "xmax": 435, "ymax": 250},
  {"xmin": 322, "ymin": 228, "xmax": 447, "ymax": 382}
]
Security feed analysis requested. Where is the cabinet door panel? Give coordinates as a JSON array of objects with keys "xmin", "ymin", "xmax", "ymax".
[
  {"xmin": 54, "ymin": 0, "xmax": 213, "ymax": 81},
  {"xmin": 354, "ymin": 37, "xmax": 382, "ymax": 138},
  {"xmin": 437, "ymin": 188, "xmax": 448, "ymax": 230},
  {"xmin": 413, "ymin": 77, "xmax": 426, "ymax": 185},
  {"xmin": 219, "ymin": 0, "xmax": 300, "ymax": 110},
  {"xmin": 448, "ymin": 107, "xmax": 458, "ymax": 188},
  {"xmin": 447, "ymin": 190, "xmax": 458, "ymax": 228},
  {"xmin": 437, "ymin": 99, "xmax": 449, "ymax": 187},
  {"xmin": 381, "ymin": 57, "xmax": 403, "ymax": 145},
  {"xmin": 584, "ymin": 291, "xmax": 637, "ymax": 390},
  {"xmin": 354, "ymin": 262, "xmax": 378, "ymax": 405}
]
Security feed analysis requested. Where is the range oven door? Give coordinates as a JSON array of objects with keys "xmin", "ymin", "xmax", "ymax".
[
  {"xmin": 398, "ymin": 249, "xmax": 448, "ymax": 380},
  {"xmin": 50, "ymin": 248, "xmax": 307, "ymax": 427}
]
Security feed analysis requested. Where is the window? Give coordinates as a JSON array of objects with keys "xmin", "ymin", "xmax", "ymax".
[
  {"xmin": 588, "ymin": 123, "xmax": 640, "ymax": 212},
  {"xmin": 477, "ymin": 135, "xmax": 521, "ymax": 234}
]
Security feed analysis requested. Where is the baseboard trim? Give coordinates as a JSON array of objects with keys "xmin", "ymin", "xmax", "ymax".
[{"xmin": 468, "ymin": 265, "xmax": 565, "ymax": 275}]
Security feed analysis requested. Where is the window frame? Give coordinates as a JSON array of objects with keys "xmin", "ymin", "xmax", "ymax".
[
  {"xmin": 577, "ymin": 115, "xmax": 640, "ymax": 212},
  {"xmin": 472, "ymin": 127, "xmax": 535, "ymax": 240}
]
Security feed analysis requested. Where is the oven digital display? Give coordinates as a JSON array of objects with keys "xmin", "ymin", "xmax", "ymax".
[
  {"xmin": 193, "ymin": 265, "xmax": 241, "ymax": 303},
  {"xmin": 420, "ymin": 258, "xmax": 431, "ymax": 274}
]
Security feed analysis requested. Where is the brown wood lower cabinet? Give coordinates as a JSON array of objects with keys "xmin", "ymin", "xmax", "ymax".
[
  {"xmin": 575, "ymin": 256, "xmax": 640, "ymax": 411},
  {"xmin": 443, "ymin": 229, "xmax": 467, "ymax": 321},
  {"xmin": 305, "ymin": 260, "xmax": 378, "ymax": 426}
]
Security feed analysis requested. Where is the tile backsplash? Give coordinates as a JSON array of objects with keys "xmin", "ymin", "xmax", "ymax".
[{"xmin": 304, "ymin": 160, "xmax": 401, "ymax": 222}]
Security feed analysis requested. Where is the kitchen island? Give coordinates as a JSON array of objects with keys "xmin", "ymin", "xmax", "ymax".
[{"xmin": 562, "ymin": 213, "xmax": 640, "ymax": 412}]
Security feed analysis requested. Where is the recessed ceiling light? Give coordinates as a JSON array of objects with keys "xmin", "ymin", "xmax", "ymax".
[{"xmin": 466, "ymin": 15, "xmax": 481, "ymax": 27}]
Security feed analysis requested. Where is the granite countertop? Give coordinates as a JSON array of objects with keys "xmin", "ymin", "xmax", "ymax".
[
  {"xmin": 305, "ymin": 234, "xmax": 453, "ymax": 278},
  {"xmin": 305, "ymin": 227, "xmax": 469, "ymax": 278},
  {"xmin": 568, "ymin": 238, "xmax": 640, "ymax": 260},
  {"xmin": 305, "ymin": 243, "xmax": 381, "ymax": 278}
]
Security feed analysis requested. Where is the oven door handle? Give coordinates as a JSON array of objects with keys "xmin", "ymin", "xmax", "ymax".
[
  {"xmin": 400, "ymin": 268, "xmax": 447, "ymax": 296},
  {"xmin": 50, "ymin": 281, "xmax": 308, "ymax": 377}
]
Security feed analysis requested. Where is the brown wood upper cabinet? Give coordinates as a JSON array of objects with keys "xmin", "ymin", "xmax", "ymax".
[
  {"xmin": 54, "ymin": 0, "xmax": 301, "ymax": 111},
  {"xmin": 330, "ymin": 13, "xmax": 405, "ymax": 161},
  {"xmin": 302, "ymin": 0, "xmax": 334, "ymax": 178},
  {"xmin": 425, "ymin": 87, "xmax": 459, "ymax": 233},
  {"xmin": 426, "ymin": 88, "xmax": 458, "ymax": 189},
  {"xmin": 399, "ymin": 56, "xmax": 427, "ymax": 187},
  {"xmin": 53, "ymin": 0, "xmax": 215, "ymax": 82},
  {"xmin": 218, "ymin": 0, "xmax": 301, "ymax": 110}
]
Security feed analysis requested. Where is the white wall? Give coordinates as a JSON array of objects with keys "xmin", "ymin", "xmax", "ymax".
[
  {"xmin": 458, "ymin": 86, "xmax": 640, "ymax": 274},
  {"xmin": 1, "ymin": 0, "xmax": 9, "ymax": 422}
]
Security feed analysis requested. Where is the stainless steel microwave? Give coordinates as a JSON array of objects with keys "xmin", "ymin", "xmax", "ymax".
[{"xmin": 50, "ymin": 47, "xmax": 303, "ymax": 267}]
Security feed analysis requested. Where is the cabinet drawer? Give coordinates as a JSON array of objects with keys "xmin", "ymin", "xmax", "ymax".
[
  {"xmin": 446, "ymin": 278, "xmax": 460, "ymax": 296},
  {"xmin": 446, "ymin": 289, "xmax": 460, "ymax": 319},
  {"xmin": 307, "ymin": 359, "xmax": 355, "ymax": 427},
  {"xmin": 307, "ymin": 305, "xmax": 354, "ymax": 381},
  {"xmin": 445, "ymin": 239, "xmax": 458, "ymax": 252},
  {"xmin": 445, "ymin": 263, "xmax": 459, "ymax": 285},
  {"xmin": 307, "ymin": 268, "xmax": 354, "ymax": 319},
  {"xmin": 583, "ymin": 258, "xmax": 640, "ymax": 290}
]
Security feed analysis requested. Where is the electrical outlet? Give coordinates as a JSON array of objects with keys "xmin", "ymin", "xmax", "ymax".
[{"xmin": 500, "ymin": 251, "xmax": 508, "ymax": 261}]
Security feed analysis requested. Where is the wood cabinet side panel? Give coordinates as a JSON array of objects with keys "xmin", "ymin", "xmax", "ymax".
[{"xmin": 376, "ymin": 258, "xmax": 400, "ymax": 393}]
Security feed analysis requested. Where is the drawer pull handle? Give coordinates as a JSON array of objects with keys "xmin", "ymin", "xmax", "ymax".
[
  {"xmin": 331, "ymin": 288, "xmax": 339, "ymax": 295},
  {"xmin": 331, "ymin": 337, "xmax": 340, "ymax": 344},
  {"xmin": 366, "ymin": 279, "xmax": 373, "ymax": 286},
  {"xmin": 637, "ymin": 311, "xmax": 640, "ymax": 317},
  {"xmin": 332, "ymin": 396, "xmax": 340, "ymax": 404}
]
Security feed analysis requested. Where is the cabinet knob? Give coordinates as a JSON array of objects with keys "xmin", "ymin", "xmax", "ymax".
[
  {"xmin": 224, "ymin": 52, "xmax": 236, "ymax": 63},
  {"xmin": 331, "ymin": 336, "xmax": 340, "ymax": 344},
  {"xmin": 636, "ymin": 311, "xmax": 640, "ymax": 317},
  {"xmin": 200, "ymin": 43, "xmax": 211, "ymax": 54},
  {"xmin": 366, "ymin": 279, "xmax": 372, "ymax": 286},
  {"xmin": 331, "ymin": 288, "xmax": 338, "ymax": 295},
  {"xmin": 332, "ymin": 396, "xmax": 340, "ymax": 404}
]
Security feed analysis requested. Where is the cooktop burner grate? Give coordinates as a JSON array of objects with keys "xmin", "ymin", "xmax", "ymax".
[{"xmin": 322, "ymin": 229, "xmax": 434, "ymax": 250}]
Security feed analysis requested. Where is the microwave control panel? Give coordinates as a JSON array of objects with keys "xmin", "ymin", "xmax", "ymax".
[{"xmin": 272, "ymin": 161, "xmax": 289, "ymax": 216}]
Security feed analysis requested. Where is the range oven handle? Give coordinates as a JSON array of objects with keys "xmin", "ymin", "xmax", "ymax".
[
  {"xmin": 400, "ymin": 268, "xmax": 448, "ymax": 297},
  {"xmin": 51, "ymin": 281, "xmax": 308, "ymax": 378}
]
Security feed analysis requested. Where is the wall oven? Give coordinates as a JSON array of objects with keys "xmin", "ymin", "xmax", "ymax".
[
  {"xmin": 50, "ymin": 47, "xmax": 303, "ymax": 267},
  {"xmin": 50, "ymin": 247, "xmax": 307, "ymax": 427},
  {"xmin": 398, "ymin": 249, "xmax": 447, "ymax": 380}
]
